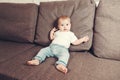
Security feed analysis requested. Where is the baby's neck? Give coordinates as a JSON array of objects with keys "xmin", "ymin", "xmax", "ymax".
[{"xmin": 59, "ymin": 30, "xmax": 70, "ymax": 32}]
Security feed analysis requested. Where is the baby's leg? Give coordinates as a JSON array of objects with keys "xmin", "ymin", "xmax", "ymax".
[
  {"xmin": 56, "ymin": 52, "xmax": 70, "ymax": 74},
  {"xmin": 27, "ymin": 46, "xmax": 52, "ymax": 66},
  {"xmin": 56, "ymin": 64, "xmax": 68, "ymax": 74},
  {"xmin": 27, "ymin": 59, "xmax": 40, "ymax": 66}
]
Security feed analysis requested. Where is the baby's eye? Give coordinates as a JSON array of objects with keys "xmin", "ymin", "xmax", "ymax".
[
  {"xmin": 61, "ymin": 24, "xmax": 64, "ymax": 26},
  {"xmin": 66, "ymin": 24, "xmax": 68, "ymax": 26}
]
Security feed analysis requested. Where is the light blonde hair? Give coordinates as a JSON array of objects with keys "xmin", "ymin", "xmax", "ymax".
[{"xmin": 58, "ymin": 16, "xmax": 71, "ymax": 25}]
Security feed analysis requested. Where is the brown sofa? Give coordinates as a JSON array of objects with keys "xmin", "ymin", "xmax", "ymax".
[{"xmin": 0, "ymin": 0, "xmax": 120, "ymax": 80}]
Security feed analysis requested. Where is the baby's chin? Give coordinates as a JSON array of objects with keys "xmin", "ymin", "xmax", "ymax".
[{"xmin": 61, "ymin": 29, "xmax": 70, "ymax": 32}]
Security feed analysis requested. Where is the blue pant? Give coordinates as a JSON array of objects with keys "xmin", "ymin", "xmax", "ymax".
[{"xmin": 34, "ymin": 44, "xmax": 70, "ymax": 67}]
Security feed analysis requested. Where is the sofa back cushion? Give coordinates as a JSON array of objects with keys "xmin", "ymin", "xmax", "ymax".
[
  {"xmin": 93, "ymin": 0, "xmax": 120, "ymax": 60},
  {"xmin": 0, "ymin": 3, "xmax": 38, "ymax": 43},
  {"xmin": 35, "ymin": 0, "xmax": 95, "ymax": 51}
]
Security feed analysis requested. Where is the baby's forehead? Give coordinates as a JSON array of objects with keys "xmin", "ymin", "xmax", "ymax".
[
  {"xmin": 59, "ymin": 19, "xmax": 70, "ymax": 23},
  {"xmin": 60, "ymin": 20, "xmax": 70, "ymax": 24}
]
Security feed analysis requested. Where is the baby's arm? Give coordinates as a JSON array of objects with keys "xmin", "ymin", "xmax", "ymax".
[
  {"xmin": 50, "ymin": 27, "xmax": 57, "ymax": 40},
  {"xmin": 72, "ymin": 36, "xmax": 89, "ymax": 45}
]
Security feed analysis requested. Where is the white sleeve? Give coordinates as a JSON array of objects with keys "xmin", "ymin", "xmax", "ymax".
[{"xmin": 70, "ymin": 32, "xmax": 78, "ymax": 43}]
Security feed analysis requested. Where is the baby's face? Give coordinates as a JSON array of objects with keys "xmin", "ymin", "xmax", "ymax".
[{"xmin": 58, "ymin": 19, "xmax": 71, "ymax": 32}]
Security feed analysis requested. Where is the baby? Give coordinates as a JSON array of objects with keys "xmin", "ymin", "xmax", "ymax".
[{"xmin": 27, "ymin": 16, "xmax": 89, "ymax": 74}]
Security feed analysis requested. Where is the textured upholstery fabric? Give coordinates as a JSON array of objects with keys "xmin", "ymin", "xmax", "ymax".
[
  {"xmin": 0, "ymin": 40, "xmax": 35, "ymax": 63},
  {"xmin": 93, "ymin": 0, "xmax": 120, "ymax": 60},
  {"xmin": 0, "ymin": 3, "xmax": 38, "ymax": 43},
  {"xmin": 1, "ymin": 49, "xmax": 120, "ymax": 80},
  {"xmin": 35, "ymin": 0, "xmax": 95, "ymax": 51}
]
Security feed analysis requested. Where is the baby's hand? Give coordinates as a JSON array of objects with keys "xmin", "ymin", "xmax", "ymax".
[
  {"xmin": 52, "ymin": 27, "xmax": 57, "ymax": 32},
  {"xmin": 82, "ymin": 36, "xmax": 89, "ymax": 43}
]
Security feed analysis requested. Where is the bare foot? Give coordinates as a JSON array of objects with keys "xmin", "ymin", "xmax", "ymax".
[
  {"xmin": 27, "ymin": 59, "xmax": 39, "ymax": 66},
  {"xmin": 56, "ymin": 64, "xmax": 68, "ymax": 74}
]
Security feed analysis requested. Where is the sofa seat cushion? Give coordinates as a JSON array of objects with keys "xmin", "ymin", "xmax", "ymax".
[
  {"xmin": 0, "ymin": 40, "xmax": 35, "ymax": 63},
  {"xmin": 0, "ymin": 46, "xmax": 43, "ymax": 80},
  {"xmin": 1, "ymin": 48, "xmax": 120, "ymax": 80},
  {"xmin": 0, "ymin": 3, "xmax": 38, "ymax": 43},
  {"xmin": 35, "ymin": 0, "xmax": 95, "ymax": 51},
  {"xmin": 93, "ymin": 0, "xmax": 120, "ymax": 60}
]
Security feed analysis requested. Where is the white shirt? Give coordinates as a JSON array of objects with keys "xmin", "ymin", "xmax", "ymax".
[{"xmin": 51, "ymin": 30, "xmax": 78, "ymax": 48}]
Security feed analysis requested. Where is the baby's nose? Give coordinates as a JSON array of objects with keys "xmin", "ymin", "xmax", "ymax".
[{"xmin": 64, "ymin": 26, "xmax": 67, "ymax": 28}]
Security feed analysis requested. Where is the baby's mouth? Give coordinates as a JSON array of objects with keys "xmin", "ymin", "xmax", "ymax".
[{"xmin": 64, "ymin": 29, "xmax": 67, "ymax": 31}]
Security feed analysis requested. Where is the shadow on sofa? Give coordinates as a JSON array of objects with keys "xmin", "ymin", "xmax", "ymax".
[{"xmin": 0, "ymin": 74, "xmax": 18, "ymax": 80}]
